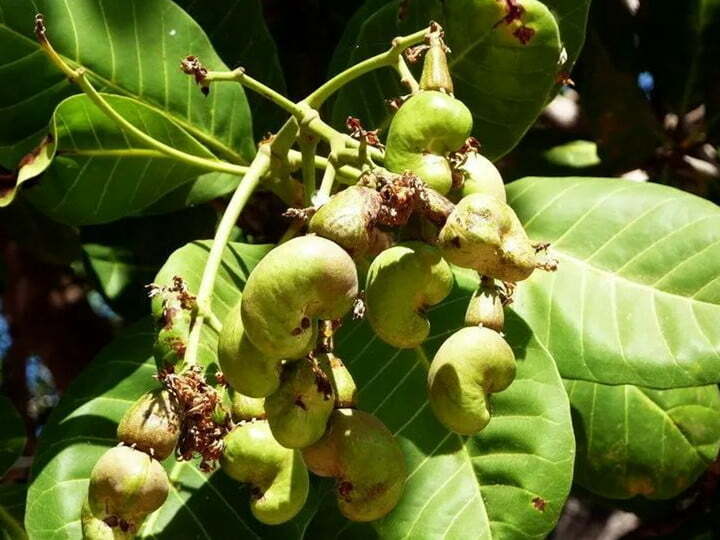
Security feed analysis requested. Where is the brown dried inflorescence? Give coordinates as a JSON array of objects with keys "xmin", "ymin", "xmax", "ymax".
[
  {"xmin": 147, "ymin": 276, "xmax": 195, "ymax": 328},
  {"xmin": 160, "ymin": 366, "xmax": 231, "ymax": 472},
  {"xmin": 346, "ymin": 117, "xmax": 384, "ymax": 149},
  {"xmin": 180, "ymin": 56, "xmax": 210, "ymax": 95}
]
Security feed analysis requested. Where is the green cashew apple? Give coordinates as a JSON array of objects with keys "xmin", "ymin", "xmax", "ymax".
[
  {"xmin": 308, "ymin": 186, "xmax": 383, "ymax": 258},
  {"xmin": 302, "ymin": 409, "xmax": 406, "ymax": 522},
  {"xmin": 464, "ymin": 278, "xmax": 504, "ymax": 332},
  {"xmin": 218, "ymin": 300, "xmax": 284, "ymax": 398},
  {"xmin": 365, "ymin": 242, "xmax": 453, "ymax": 348},
  {"xmin": 230, "ymin": 390, "xmax": 266, "ymax": 421},
  {"xmin": 265, "ymin": 357, "xmax": 334, "ymax": 448},
  {"xmin": 384, "ymin": 91, "xmax": 472, "ymax": 195},
  {"xmin": 438, "ymin": 193, "xmax": 536, "ymax": 282},
  {"xmin": 457, "ymin": 152, "xmax": 506, "ymax": 202},
  {"xmin": 116, "ymin": 389, "xmax": 181, "ymax": 461},
  {"xmin": 317, "ymin": 353, "xmax": 358, "ymax": 408},
  {"xmin": 87, "ymin": 446, "xmax": 169, "ymax": 533},
  {"xmin": 81, "ymin": 498, "xmax": 135, "ymax": 540},
  {"xmin": 241, "ymin": 235, "xmax": 359, "ymax": 359},
  {"xmin": 221, "ymin": 420, "xmax": 309, "ymax": 525},
  {"xmin": 427, "ymin": 326, "xmax": 516, "ymax": 435}
]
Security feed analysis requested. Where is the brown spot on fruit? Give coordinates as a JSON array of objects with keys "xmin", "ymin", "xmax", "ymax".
[
  {"xmin": 338, "ymin": 481, "xmax": 354, "ymax": 501},
  {"xmin": 294, "ymin": 395, "xmax": 307, "ymax": 410}
]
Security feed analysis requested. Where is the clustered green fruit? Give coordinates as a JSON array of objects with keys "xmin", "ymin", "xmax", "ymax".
[
  {"xmin": 265, "ymin": 357, "xmax": 335, "ymax": 448},
  {"xmin": 83, "ymin": 446, "xmax": 169, "ymax": 538},
  {"xmin": 302, "ymin": 409, "xmax": 406, "ymax": 522},
  {"xmin": 365, "ymin": 242, "xmax": 453, "ymax": 348},
  {"xmin": 439, "ymin": 193, "xmax": 537, "ymax": 282},
  {"xmin": 308, "ymin": 186, "xmax": 383, "ymax": 258},
  {"xmin": 241, "ymin": 235, "xmax": 359, "ymax": 359},
  {"xmin": 428, "ymin": 326, "xmax": 516, "ymax": 434},
  {"xmin": 218, "ymin": 302, "xmax": 284, "ymax": 397},
  {"xmin": 217, "ymin": 234, "xmax": 404, "ymax": 524},
  {"xmin": 384, "ymin": 91, "xmax": 472, "ymax": 195},
  {"xmin": 221, "ymin": 420, "xmax": 309, "ymax": 525},
  {"xmin": 116, "ymin": 389, "xmax": 181, "ymax": 461},
  {"xmin": 85, "ymin": 21, "xmax": 555, "ymax": 536}
]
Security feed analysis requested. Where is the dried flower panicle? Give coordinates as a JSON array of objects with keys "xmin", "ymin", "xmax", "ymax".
[{"xmin": 160, "ymin": 366, "xmax": 231, "ymax": 472}]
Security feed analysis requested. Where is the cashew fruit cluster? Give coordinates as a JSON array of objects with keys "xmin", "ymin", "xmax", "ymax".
[
  {"xmin": 89, "ymin": 21, "xmax": 557, "ymax": 536},
  {"xmin": 217, "ymin": 236, "xmax": 406, "ymax": 524}
]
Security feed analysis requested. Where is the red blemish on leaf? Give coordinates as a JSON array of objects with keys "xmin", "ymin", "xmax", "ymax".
[
  {"xmin": 513, "ymin": 25, "xmax": 535, "ymax": 45},
  {"xmin": 532, "ymin": 497, "xmax": 547, "ymax": 511},
  {"xmin": 494, "ymin": 0, "xmax": 525, "ymax": 28}
]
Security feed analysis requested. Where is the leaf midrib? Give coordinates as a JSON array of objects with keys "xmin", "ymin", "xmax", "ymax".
[
  {"xmin": 0, "ymin": 22, "xmax": 248, "ymax": 165},
  {"xmin": 553, "ymin": 250, "xmax": 719, "ymax": 309}
]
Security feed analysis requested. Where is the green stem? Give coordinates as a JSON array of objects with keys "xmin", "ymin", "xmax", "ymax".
[
  {"xmin": 317, "ymin": 136, "xmax": 345, "ymax": 202},
  {"xmin": 286, "ymin": 150, "xmax": 362, "ymax": 182},
  {"xmin": 184, "ymin": 147, "xmax": 272, "ymax": 367},
  {"xmin": 35, "ymin": 28, "xmax": 248, "ymax": 178},
  {"xmin": 298, "ymin": 136, "xmax": 319, "ymax": 206},
  {"xmin": 395, "ymin": 55, "xmax": 420, "ymax": 93},
  {"xmin": 204, "ymin": 69, "xmax": 305, "ymax": 120},
  {"xmin": 305, "ymin": 27, "xmax": 428, "ymax": 108}
]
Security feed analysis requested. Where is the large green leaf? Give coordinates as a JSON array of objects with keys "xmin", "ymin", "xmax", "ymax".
[
  {"xmin": 81, "ymin": 205, "xmax": 218, "ymax": 320},
  {"xmin": 19, "ymin": 94, "xmax": 230, "ymax": 224},
  {"xmin": 567, "ymin": 379, "xmax": 720, "ymax": 500},
  {"xmin": 29, "ymin": 241, "xmax": 574, "ymax": 538},
  {"xmin": 508, "ymin": 176, "xmax": 720, "ymax": 389},
  {"xmin": 0, "ymin": 395, "xmax": 25, "ymax": 479},
  {"xmin": 0, "ymin": 0, "xmax": 254, "ymax": 168},
  {"xmin": 174, "ymin": 0, "xmax": 288, "ymax": 138},
  {"xmin": 330, "ymin": 0, "xmax": 570, "ymax": 160}
]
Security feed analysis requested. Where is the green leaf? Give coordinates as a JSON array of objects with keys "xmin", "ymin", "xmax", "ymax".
[
  {"xmin": 81, "ymin": 205, "xmax": 218, "ymax": 319},
  {"xmin": 541, "ymin": 0, "xmax": 591, "ymax": 76},
  {"xmin": 29, "ymin": 241, "xmax": 574, "ymax": 538},
  {"xmin": 174, "ymin": 0, "xmax": 288, "ymax": 138},
  {"xmin": 20, "ymin": 94, "xmax": 226, "ymax": 224},
  {"xmin": 543, "ymin": 140, "xmax": 600, "ymax": 169},
  {"xmin": 0, "ymin": 395, "xmax": 25, "ymax": 479},
  {"xmin": 138, "ymin": 171, "xmax": 240, "ymax": 216},
  {"xmin": 0, "ymin": 484, "xmax": 27, "ymax": 540},
  {"xmin": 567, "ymin": 379, "xmax": 720, "ymax": 500},
  {"xmin": 330, "ymin": 0, "xmax": 567, "ymax": 160},
  {"xmin": 0, "ymin": 0, "xmax": 254, "ymax": 167},
  {"xmin": 507, "ymin": 176, "xmax": 720, "ymax": 388}
]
